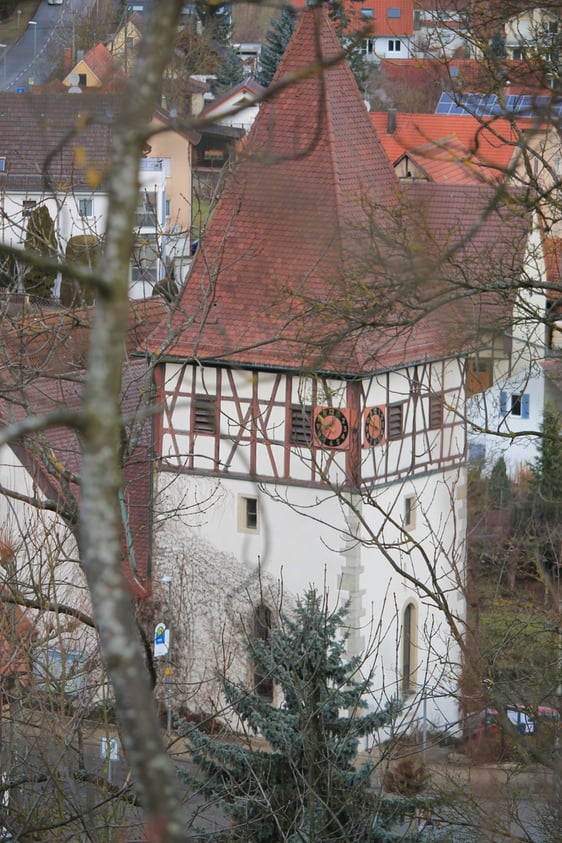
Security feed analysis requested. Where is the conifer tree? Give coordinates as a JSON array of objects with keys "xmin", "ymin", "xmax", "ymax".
[
  {"xmin": 212, "ymin": 47, "xmax": 245, "ymax": 95},
  {"xmin": 185, "ymin": 589, "xmax": 406, "ymax": 842},
  {"xmin": 23, "ymin": 205, "xmax": 57, "ymax": 300},
  {"xmin": 257, "ymin": 7, "xmax": 297, "ymax": 88},
  {"xmin": 489, "ymin": 456, "xmax": 510, "ymax": 509},
  {"xmin": 532, "ymin": 402, "xmax": 562, "ymax": 519}
]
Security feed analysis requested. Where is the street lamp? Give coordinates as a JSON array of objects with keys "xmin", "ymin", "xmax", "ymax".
[
  {"xmin": 0, "ymin": 45, "xmax": 7, "ymax": 89},
  {"xmin": 28, "ymin": 21, "xmax": 37, "ymax": 61},
  {"xmin": 161, "ymin": 576, "xmax": 173, "ymax": 736}
]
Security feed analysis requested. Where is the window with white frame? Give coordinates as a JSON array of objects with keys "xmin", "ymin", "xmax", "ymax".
[
  {"xmin": 388, "ymin": 39, "xmax": 401, "ymax": 52},
  {"xmin": 78, "ymin": 198, "xmax": 93, "ymax": 218},
  {"xmin": 238, "ymin": 496, "xmax": 259, "ymax": 533},
  {"xmin": 361, "ymin": 38, "xmax": 375, "ymax": 56}
]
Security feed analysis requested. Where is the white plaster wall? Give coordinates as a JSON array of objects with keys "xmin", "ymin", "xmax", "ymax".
[
  {"xmin": 467, "ymin": 225, "xmax": 548, "ymax": 474},
  {"xmin": 154, "ymin": 460, "xmax": 466, "ymax": 730}
]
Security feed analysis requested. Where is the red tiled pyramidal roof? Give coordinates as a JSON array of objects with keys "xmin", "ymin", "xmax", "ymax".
[
  {"xmin": 151, "ymin": 6, "xmax": 530, "ymax": 374},
  {"xmin": 151, "ymin": 6, "xmax": 405, "ymax": 372}
]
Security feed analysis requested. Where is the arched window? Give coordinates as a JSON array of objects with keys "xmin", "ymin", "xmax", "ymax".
[
  {"xmin": 402, "ymin": 602, "xmax": 417, "ymax": 695},
  {"xmin": 252, "ymin": 603, "xmax": 273, "ymax": 701}
]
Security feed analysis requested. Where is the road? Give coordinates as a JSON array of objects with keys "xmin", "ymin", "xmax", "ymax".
[{"xmin": 0, "ymin": 1, "xmax": 97, "ymax": 92}]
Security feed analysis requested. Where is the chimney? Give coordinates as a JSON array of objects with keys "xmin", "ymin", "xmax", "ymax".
[
  {"xmin": 64, "ymin": 47, "xmax": 72, "ymax": 73},
  {"xmin": 387, "ymin": 108, "xmax": 397, "ymax": 135}
]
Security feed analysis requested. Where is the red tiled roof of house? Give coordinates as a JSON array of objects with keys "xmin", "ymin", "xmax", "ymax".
[
  {"xmin": 374, "ymin": 59, "xmax": 557, "ymax": 113},
  {"xmin": 370, "ymin": 111, "xmax": 546, "ymax": 183},
  {"xmin": 150, "ymin": 6, "xmax": 530, "ymax": 375},
  {"xmin": 290, "ymin": 0, "xmax": 413, "ymax": 35},
  {"xmin": 79, "ymin": 42, "xmax": 128, "ymax": 87}
]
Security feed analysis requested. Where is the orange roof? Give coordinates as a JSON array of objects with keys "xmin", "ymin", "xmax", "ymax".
[
  {"xmin": 290, "ymin": 0, "xmax": 413, "ymax": 35},
  {"xmin": 79, "ymin": 42, "xmax": 128, "ymax": 87},
  {"xmin": 370, "ymin": 111, "xmax": 547, "ymax": 183}
]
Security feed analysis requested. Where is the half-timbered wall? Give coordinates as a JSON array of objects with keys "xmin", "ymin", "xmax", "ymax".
[{"xmin": 157, "ymin": 358, "xmax": 466, "ymax": 488}]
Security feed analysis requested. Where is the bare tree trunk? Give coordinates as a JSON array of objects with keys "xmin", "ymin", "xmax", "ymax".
[{"xmin": 78, "ymin": 2, "xmax": 187, "ymax": 839}]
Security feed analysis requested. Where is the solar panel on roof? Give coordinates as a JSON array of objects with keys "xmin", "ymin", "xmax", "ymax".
[{"xmin": 435, "ymin": 91, "xmax": 562, "ymax": 119}]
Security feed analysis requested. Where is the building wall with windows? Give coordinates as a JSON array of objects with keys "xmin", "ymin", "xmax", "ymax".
[
  {"xmin": 466, "ymin": 225, "xmax": 556, "ymax": 474},
  {"xmin": 153, "ymin": 359, "xmax": 467, "ymax": 728}
]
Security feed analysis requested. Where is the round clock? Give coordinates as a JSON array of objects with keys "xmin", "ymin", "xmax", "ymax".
[
  {"xmin": 365, "ymin": 407, "xmax": 385, "ymax": 446},
  {"xmin": 314, "ymin": 407, "xmax": 349, "ymax": 448}
]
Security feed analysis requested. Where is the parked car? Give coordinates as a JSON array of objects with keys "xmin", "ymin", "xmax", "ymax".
[{"xmin": 465, "ymin": 704, "xmax": 560, "ymax": 740}]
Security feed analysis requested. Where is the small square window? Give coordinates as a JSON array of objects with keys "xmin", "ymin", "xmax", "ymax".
[
  {"xmin": 78, "ymin": 198, "xmax": 93, "ymax": 217},
  {"xmin": 388, "ymin": 403, "xmax": 403, "ymax": 439},
  {"xmin": 361, "ymin": 7, "xmax": 373, "ymax": 18},
  {"xmin": 239, "ymin": 496, "xmax": 259, "ymax": 532},
  {"xmin": 78, "ymin": 73, "xmax": 87, "ymax": 87}
]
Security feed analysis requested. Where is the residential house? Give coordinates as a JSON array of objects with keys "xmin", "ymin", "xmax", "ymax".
[
  {"xmin": 0, "ymin": 93, "xmax": 197, "ymax": 298},
  {"xmin": 504, "ymin": 5, "xmax": 561, "ymax": 63},
  {"xmin": 62, "ymin": 43, "xmax": 128, "ymax": 91},
  {"xmin": 411, "ymin": 0, "xmax": 472, "ymax": 58},
  {"xmin": 200, "ymin": 76, "xmax": 264, "ymax": 133},
  {"xmin": 106, "ymin": 11, "xmax": 144, "ymax": 75},
  {"xmin": 370, "ymin": 109, "xmax": 559, "ymax": 189},
  {"xmin": 147, "ymin": 7, "xmax": 540, "ymax": 727},
  {"xmin": 0, "ymin": 299, "xmax": 164, "ymax": 704}
]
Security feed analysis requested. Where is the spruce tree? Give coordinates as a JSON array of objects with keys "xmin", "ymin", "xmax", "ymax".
[
  {"xmin": 257, "ymin": 7, "xmax": 297, "ymax": 88},
  {"xmin": 212, "ymin": 47, "xmax": 245, "ymax": 95},
  {"xmin": 185, "ymin": 589, "xmax": 406, "ymax": 842},
  {"xmin": 23, "ymin": 204, "xmax": 57, "ymax": 299},
  {"xmin": 532, "ymin": 402, "xmax": 562, "ymax": 519},
  {"xmin": 489, "ymin": 456, "xmax": 510, "ymax": 509}
]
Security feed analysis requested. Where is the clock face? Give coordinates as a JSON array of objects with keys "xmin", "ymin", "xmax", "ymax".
[
  {"xmin": 314, "ymin": 407, "xmax": 349, "ymax": 448},
  {"xmin": 364, "ymin": 407, "xmax": 385, "ymax": 446}
]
